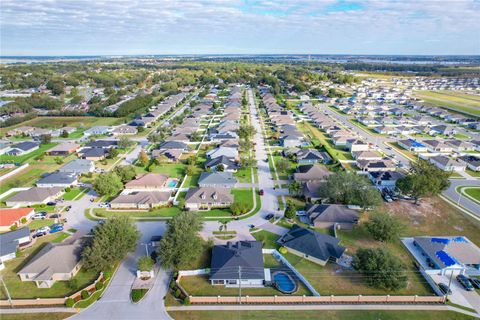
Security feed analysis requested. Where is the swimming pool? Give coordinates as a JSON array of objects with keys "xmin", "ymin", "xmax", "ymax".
[
  {"xmin": 273, "ymin": 271, "xmax": 297, "ymax": 294},
  {"xmin": 167, "ymin": 180, "xmax": 178, "ymax": 188}
]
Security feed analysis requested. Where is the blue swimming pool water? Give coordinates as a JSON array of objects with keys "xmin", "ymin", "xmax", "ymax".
[
  {"xmin": 167, "ymin": 180, "xmax": 177, "ymax": 188},
  {"xmin": 274, "ymin": 273, "xmax": 295, "ymax": 292}
]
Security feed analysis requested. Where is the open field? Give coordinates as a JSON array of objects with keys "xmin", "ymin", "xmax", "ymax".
[
  {"xmin": 0, "ymin": 314, "xmax": 74, "ymax": 320},
  {"xmin": 168, "ymin": 310, "xmax": 474, "ymax": 320},
  {"xmin": 0, "ymin": 116, "xmax": 123, "ymax": 136},
  {"xmin": 414, "ymin": 90, "xmax": 480, "ymax": 116}
]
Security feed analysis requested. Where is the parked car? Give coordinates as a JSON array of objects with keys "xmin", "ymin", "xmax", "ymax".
[
  {"xmin": 457, "ymin": 275, "xmax": 474, "ymax": 291},
  {"xmin": 65, "ymin": 205, "xmax": 72, "ymax": 212},
  {"xmin": 469, "ymin": 278, "xmax": 480, "ymax": 289},
  {"xmin": 265, "ymin": 214, "xmax": 274, "ymax": 220},
  {"xmin": 33, "ymin": 226, "xmax": 50, "ymax": 238},
  {"xmin": 438, "ymin": 283, "xmax": 452, "ymax": 295},
  {"xmin": 49, "ymin": 223, "xmax": 64, "ymax": 234},
  {"xmin": 248, "ymin": 224, "xmax": 255, "ymax": 229},
  {"xmin": 259, "ymin": 189, "xmax": 264, "ymax": 196},
  {"xmin": 49, "ymin": 213, "xmax": 61, "ymax": 219},
  {"xmin": 46, "ymin": 201, "xmax": 57, "ymax": 206},
  {"xmin": 99, "ymin": 202, "xmax": 109, "ymax": 208},
  {"xmin": 32, "ymin": 212, "xmax": 47, "ymax": 220}
]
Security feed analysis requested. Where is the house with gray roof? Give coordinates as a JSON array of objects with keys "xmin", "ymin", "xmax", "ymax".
[
  {"xmin": 296, "ymin": 149, "xmax": 332, "ymax": 165},
  {"xmin": 411, "ymin": 236, "xmax": 480, "ymax": 275},
  {"xmin": 206, "ymin": 147, "xmax": 238, "ymax": 160},
  {"xmin": 110, "ymin": 191, "xmax": 171, "ymax": 209},
  {"xmin": 0, "ymin": 227, "xmax": 31, "ymax": 264},
  {"xmin": 198, "ymin": 172, "xmax": 237, "ymax": 188},
  {"xmin": 78, "ymin": 147, "xmax": 109, "ymax": 161},
  {"xmin": 429, "ymin": 156, "xmax": 466, "ymax": 172},
  {"xmin": 278, "ymin": 225, "xmax": 346, "ymax": 266},
  {"xmin": 204, "ymin": 156, "xmax": 238, "ymax": 172},
  {"xmin": 5, "ymin": 141, "xmax": 39, "ymax": 156},
  {"xmin": 5, "ymin": 187, "xmax": 64, "ymax": 207},
  {"xmin": 158, "ymin": 141, "xmax": 188, "ymax": 151},
  {"xmin": 17, "ymin": 240, "xmax": 83, "ymax": 288},
  {"xmin": 210, "ymin": 241, "xmax": 267, "ymax": 287},
  {"xmin": 58, "ymin": 159, "xmax": 95, "ymax": 175},
  {"xmin": 36, "ymin": 172, "xmax": 78, "ymax": 188},
  {"xmin": 185, "ymin": 187, "xmax": 234, "ymax": 211},
  {"xmin": 305, "ymin": 204, "xmax": 359, "ymax": 230},
  {"xmin": 458, "ymin": 155, "xmax": 480, "ymax": 171},
  {"xmin": 293, "ymin": 165, "xmax": 331, "ymax": 182},
  {"xmin": 83, "ymin": 126, "xmax": 112, "ymax": 137}
]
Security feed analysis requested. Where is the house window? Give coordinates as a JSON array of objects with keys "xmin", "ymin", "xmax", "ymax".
[{"xmin": 227, "ymin": 279, "xmax": 237, "ymax": 285}]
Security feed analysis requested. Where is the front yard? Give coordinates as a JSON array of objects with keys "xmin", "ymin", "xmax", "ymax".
[{"xmin": 62, "ymin": 187, "xmax": 88, "ymax": 201}]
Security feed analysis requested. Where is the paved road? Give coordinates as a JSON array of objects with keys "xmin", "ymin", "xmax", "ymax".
[
  {"xmin": 203, "ymin": 88, "xmax": 289, "ymax": 238},
  {"xmin": 71, "ymin": 222, "xmax": 171, "ymax": 320},
  {"xmin": 443, "ymin": 179, "xmax": 480, "ymax": 219}
]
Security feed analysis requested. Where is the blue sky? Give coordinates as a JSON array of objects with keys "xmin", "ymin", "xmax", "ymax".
[{"xmin": 1, "ymin": 0, "xmax": 479, "ymax": 56}]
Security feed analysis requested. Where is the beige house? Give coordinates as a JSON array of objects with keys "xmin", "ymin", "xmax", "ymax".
[
  {"xmin": 110, "ymin": 191, "xmax": 171, "ymax": 209},
  {"xmin": 184, "ymin": 187, "xmax": 234, "ymax": 211},
  {"xmin": 125, "ymin": 173, "xmax": 169, "ymax": 190},
  {"xmin": 17, "ymin": 241, "xmax": 83, "ymax": 288}
]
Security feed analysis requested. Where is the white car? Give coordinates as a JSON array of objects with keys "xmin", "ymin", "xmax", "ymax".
[{"xmin": 98, "ymin": 202, "xmax": 109, "ymax": 208}]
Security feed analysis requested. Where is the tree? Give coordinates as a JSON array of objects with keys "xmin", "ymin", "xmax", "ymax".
[
  {"xmin": 82, "ymin": 216, "xmax": 140, "ymax": 272},
  {"xmin": 39, "ymin": 134, "xmax": 52, "ymax": 145},
  {"xmin": 317, "ymin": 171, "xmax": 382, "ymax": 209},
  {"xmin": 137, "ymin": 256, "xmax": 154, "ymax": 271},
  {"xmin": 231, "ymin": 202, "xmax": 248, "ymax": 216},
  {"xmin": 238, "ymin": 124, "xmax": 256, "ymax": 140},
  {"xmin": 54, "ymin": 156, "xmax": 64, "ymax": 165},
  {"xmin": 240, "ymin": 156, "xmax": 256, "ymax": 168},
  {"xmin": 93, "ymin": 172, "xmax": 123, "ymax": 196},
  {"xmin": 107, "ymin": 147, "xmax": 119, "ymax": 159},
  {"xmin": 397, "ymin": 160, "xmax": 451, "ymax": 204},
  {"xmin": 239, "ymin": 139, "xmax": 253, "ymax": 151},
  {"xmin": 353, "ymin": 247, "xmax": 407, "ymax": 291},
  {"xmin": 60, "ymin": 130, "xmax": 69, "ymax": 138},
  {"xmin": 185, "ymin": 164, "xmax": 195, "ymax": 176},
  {"xmin": 118, "ymin": 136, "xmax": 135, "ymax": 149},
  {"xmin": 46, "ymin": 78, "xmax": 65, "ymax": 95},
  {"xmin": 158, "ymin": 211, "xmax": 203, "ymax": 270},
  {"xmin": 137, "ymin": 150, "xmax": 149, "ymax": 167},
  {"xmin": 365, "ymin": 212, "xmax": 403, "ymax": 242},
  {"xmin": 114, "ymin": 165, "xmax": 137, "ymax": 183},
  {"xmin": 288, "ymin": 181, "xmax": 303, "ymax": 198},
  {"xmin": 276, "ymin": 158, "xmax": 290, "ymax": 173},
  {"xmin": 284, "ymin": 200, "xmax": 296, "ymax": 219}
]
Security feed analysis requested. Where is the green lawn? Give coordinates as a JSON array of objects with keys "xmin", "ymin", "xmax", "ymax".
[
  {"xmin": 136, "ymin": 163, "xmax": 186, "ymax": 179},
  {"xmin": 463, "ymin": 187, "xmax": 480, "ymax": 203},
  {"xmin": 168, "ymin": 310, "xmax": 474, "ymax": 320},
  {"xmin": 234, "ymin": 166, "xmax": 254, "ymax": 183},
  {"xmin": 0, "ymin": 235, "xmax": 99, "ymax": 299},
  {"xmin": 252, "ymin": 230, "xmax": 280, "ymax": 249},
  {"xmin": 93, "ymin": 206, "xmax": 181, "ymax": 219},
  {"xmin": 0, "ymin": 167, "xmax": 45, "ymax": 194},
  {"xmin": 414, "ymin": 90, "xmax": 480, "ymax": 116},
  {"xmin": 453, "ymin": 133, "xmax": 470, "ymax": 140},
  {"xmin": 466, "ymin": 168, "xmax": 480, "ymax": 177},
  {"xmin": 62, "ymin": 187, "xmax": 88, "ymax": 200},
  {"xmin": 28, "ymin": 219, "xmax": 55, "ymax": 230},
  {"xmin": 0, "ymin": 313, "xmax": 75, "ymax": 320}
]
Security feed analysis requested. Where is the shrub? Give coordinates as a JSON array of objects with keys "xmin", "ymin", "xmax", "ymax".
[
  {"xmin": 95, "ymin": 281, "xmax": 104, "ymax": 290},
  {"xmin": 131, "ymin": 289, "xmax": 148, "ymax": 302},
  {"xmin": 183, "ymin": 296, "xmax": 190, "ymax": 305},
  {"xmin": 67, "ymin": 278, "xmax": 79, "ymax": 290},
  {"xmin": 81, "ymin": 290, "xmax": 90, "ymax": 299},
  {"xmin": 103, "ymin": 270, "xmax": 112, "ymax": 280},
  {"xmin": 20, "ymin": 217, "xmax": 27, "ymax": 224},
  {"xmin": 137, "ymin": 256, "xmax": 154, "ymax": 272},
  {"xmin": 10, "ymin": 225, "xmax": 17, "ymax": 231},
  {"xmin": 65, "ymin": 298, "xmax": 75, "ymax": 307},
  {"xmin": 65, "ymin": 187, "xmax": 71, "ymax": 193},
  {"xmin": 279, "ymin": 247, "xmax": 288, "ymax": 254},
  {"xmin": 169, "ymin": 280, "xmax": 176, "ymax": 290},
  {"xmin": 174, "ymin": 289, "xmax": 181, "ymax": 298}
]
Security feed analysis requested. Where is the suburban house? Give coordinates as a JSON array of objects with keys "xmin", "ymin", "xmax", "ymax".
[
  {"xmin": 429, "ymin": 156, "xmax": 467, "ymax": 172},
  {"xmin": 368, "ymin": 171, "xmax": 405, "ymax": 188},
  {"xmin": 206, "ymin": 147, "xmax": 239, "ymax": 160},
  {"xmin": 293, "ymin": 165, "xmax": 331, "ymax": 182},
  {"xmin": 157, "ymin": 141, "xmax": 188, "ymax": 152},
  {"xmin": 204, "ymin": 156, "xmax": 238, "ymax": 172},
  {"xmin": 152, "ymin": 148, "xmax": 184, "ymax": 162},
  {"xmin": 459, "ymin": 155, "xmax": 480, "ymax": 171},
  {"xmin": 280, "ymin": 134, "xmax": 304, "ymax": 148},
  {"xmin": 5, "ymin": 187, "xmax": 64, "ymax": 207},
  {"xmin": 429, "ymin": 125, "xmax": 456, "ymax": 136},
  {"xmin": 184, "ymin": 187, "xmax": 234, "ymax": 211},
  {"xmin": 110, "ymin": 191, "xmax": 171, "ymax": 209},
  {"xmin": 278, "ymin": 225, "xmax": 346, "ymax": 266},
  {"xmin": 422, "ymin": 140, "xmax": 453, "ymax": 153},
  {"xmin": 357, "ymin": 159, "xmax": 396, "ymax": 172},
  {"xmin": 0, "ymin": 227, "xmax": 31, "ymax": 265},
  {"xmin": 198, "ymin": 172, "xmax": 238, "ymax": 188},
  {"xmin": 5, "ymin": 141, "xmax": 39, "ymax": 156},
  {"xmin": 0, "ymin": 208, "xmax": 35, "ymax": 232},
  {"xmin": 85, "ymin": 140, "xmax": 118, "ymax": 149},
  {"xmin": 46, "ymin": 142, "xmax": 80, "ymax": 156},
  {"xmin": 17, "ymin": 240, "xmax": 83, "ymax": 288},
  {"xmin": 83, "ymin": 126, "xmax": 112, "ymax": 137},
  {"xmin": 398, "ymin": 139, "xmax": 428, "ymax": 153},
  {"xmin": 36, "ymin": 172, "xmax": 78, "ymax": 188},
  {"xmin": 124, "ymin": 173, "xmax": 169, "ymax": 190},
  {"xmin": 352, "ymin": 150, "xmax": 382, "ymax": 161},
  {"xmin": 302, "ymin": 181, "xmax": 322, "ymax": 203},
  {"xmin": 78, "ymin": 148, "xmax": 109, "ymax": 161},
  {"xmin": 58, "ymin": 159, "xmax": 95, "ymax": 175},
  {"xmin": 209, "ymin": 241, "xmax": 267, "ymax": 287},
  {"xmin": 296, "ymin": 149, "xmax": 332, "ymax": 165},
  {"xmin": 305, "ymin": 204, "xmax": 359, "ymax": 230},
  {"xmin": 346, "ymin": 139, "xmax": 370, "ymax": 152},
  {"xmin": 112, "ymin": 125, "xmax": 137, "ymax": 136},
  {"xmin": 409, "ymin": 236, "xmax": 480, "ymax": 275}
]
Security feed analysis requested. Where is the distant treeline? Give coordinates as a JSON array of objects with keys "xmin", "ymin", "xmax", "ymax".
[{"xmin": 343, "ymin": 62, "xmax": 480, "ymax": 77}]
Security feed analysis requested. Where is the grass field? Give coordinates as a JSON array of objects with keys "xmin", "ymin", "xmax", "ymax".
[
  {"xmin": 414, "ymin": 90, "xmax": 480, "ymax": 116},
  {"xmin": 62, "ymin": 187, "xmax": 88, "ymax": 200},
  {"xmin": 168, "ymin": 310, "xmax": 474, "ymax": 320},
  {"xmin": 0, "ymin": 116, "xmax": 123, "ymax": 136},
  {"xmin": 0, "ymin": 313, "xmax": 74, "ymax": 320},
  {"xmin": 463, "ymin": 187, "xmax": 480, "ymax": 204}
]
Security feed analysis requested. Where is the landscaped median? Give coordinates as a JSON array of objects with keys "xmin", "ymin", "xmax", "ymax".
[{"xmin": 456, "ymin": 186, "xmax": 480, "ymax": 205}]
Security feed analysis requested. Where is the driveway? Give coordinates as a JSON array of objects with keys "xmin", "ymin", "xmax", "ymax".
[{"xmin": 71, "ymin": 222, "xmax": 172, "ymax": 320}]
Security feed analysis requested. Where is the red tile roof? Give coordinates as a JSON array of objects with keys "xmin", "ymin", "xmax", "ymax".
[{"xmin": 0, "ymin": 208, "xmax": 34, "ymax": 227}]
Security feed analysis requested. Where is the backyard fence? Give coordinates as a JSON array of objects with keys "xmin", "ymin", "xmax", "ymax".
[{"xmin": 188, "ymin": 294, "xmax": 446, "ymax": 305}]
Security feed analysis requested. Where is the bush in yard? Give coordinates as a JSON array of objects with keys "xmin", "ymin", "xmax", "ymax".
[
  {"xmin": 20, "ymin": 217, "xmax": 27, "ymax": 224},
  {"xmin": 353, "ymin": 247, "xmax": 407, "ymax": 291},
  {"xmin": 174, "ymin": 289, "xmax": 181, "ymax": 298},
  {"xmin": 103, "ymin": 270, "xmax": 112, "ymax": 280},
  {"xmin": 284, "ymin": 200, "xmax": 296, "ymax": 219},
  {"xmin": 67, "ymin": 278, "xmax": 79, "ymax": 290},
  {"xmin": 137, "ymin": 256, "xmax": 154, "ymax": 271},
  {"xmin": 169, "ymin": 280, "xmax": 176, "ymax": 290},
  {"xmin": 279, "ymin": 247, "xmax": 288, "ymax": 254},
  {"xmin": 183, "ymin": 296, "xmax": 190, "ymax": 305},
  {"xmin": 65, "ymin": 298, "xmax": 75, "ymax": 307},
  {"xmin": 365, "ymin": 212, "xmax": 403, "ymax": 242},
  {"xmin": 95, "ymin": 281, "xmax": 104, "ymax": 290},
  {"xmin": 131, "ymin": 289, "xmax": 148, "ymax": 303},
  {"xmin": 10, "ymin": 225, "xmax": 17, "ymax": 231},
  {"xmin": 81, "ymin": 290, "xmax": 90, "ymax": 299},
  {"xmin": 65, "ymin": 187, "xmax": 71, "ymax": 193}
]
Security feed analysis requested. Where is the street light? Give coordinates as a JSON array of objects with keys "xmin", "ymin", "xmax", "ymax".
[{"xmin": 140, "ymin": 242, "xmax": 153, "ymax": 257}]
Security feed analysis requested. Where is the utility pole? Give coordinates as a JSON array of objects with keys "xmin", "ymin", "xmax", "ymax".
[
  {"xmin": 238, "ymin": 266, "xmax": 242, "ymax": 305},
  {"xmin": 0, "ymin": 277, "xmax": 12, "ymax": 308},
  {"xmin": 141, "ymin": 243, "xmax": 149, "ymax": 256}
]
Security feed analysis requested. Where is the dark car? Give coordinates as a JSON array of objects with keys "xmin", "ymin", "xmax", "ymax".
[
  {"xmin": 469, "ymin": 278, "xmax": 480, "ymax": 289},
  {"xmin": 49, "ymin": 214, "xmax": 61, "ymax": 219},
  {"xmin": 259, "ymin": 189, "xmax": 264, "ymax": 196},
  {"xmin": 438, "ymin": 283, "xmax": 452, "ymax": 295},
  {"xmin": 265, "ymin": 214, "xmax": 274, "ymax": 220},
  {"xmin": 46, "ymin": 201, "xmax": 57, "ymax": 206},
  {"xmin": 66, "ymin": 205, "xmax": 72, "ymax": 212},
  {"xmin": 248, "ymin": 224, "xmax": 255, "ymax": 229},
  {"xmin": 457, "ymin": 275, "xmax": 474, "ymax": 291}
]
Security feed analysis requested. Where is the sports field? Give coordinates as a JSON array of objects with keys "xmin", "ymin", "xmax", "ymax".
[{"xmin": 414, "ymin": 90, "xmax": 480, "ymax": 116}]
